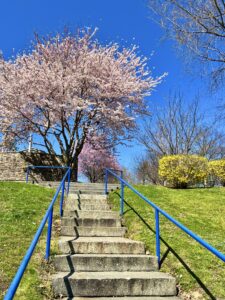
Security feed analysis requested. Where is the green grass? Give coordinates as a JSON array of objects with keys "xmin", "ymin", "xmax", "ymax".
[
  {"xmin": 109, "ymin": 185, "xmax": 225, "ymax": 299},
  {"xmin": 0, "ymin": 182, "xmax": 59, "ymax": 299}
]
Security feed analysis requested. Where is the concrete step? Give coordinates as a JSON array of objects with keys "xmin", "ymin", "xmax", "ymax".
[
  {"xmin": 58, "ymin": 237, "xmax": 146, "ymax": 254},
  {"xmin": 64, "ymin": 204, "xmax": 110, "ymax": 211},
  {"xmin": 53, "ymin": 254, "xmax": 158, "ymax": 272},
  {"xmin": 39, "ymin": 182, "xmax": 118, "ymax": 186},
  {"xmin": 60, "ymin": 226, "xmax": 126, "ymax": 237},
  {"xmin": 62, "ymin": 210, "xmax": 119, "ymax": 218},
  {"xmin": 60, "ymin": 297, "xmax": 180, "ymax": 300},
  {"xmin": 70, "ymin": 190, "xmax": 105, "ymax": 195},
  {"xmin": 70, "ymin": 187, "xmax": 117, "ymax": 191},
  {"xmin": 68, "ymin": 194, "xmax": 107, "ymax": 200},
  {"xmin": 61, "ymin": 217, "xmax": 121, "ymax": 227},
  {"xmin": 65, "ymin": 198, "xmax": 109, "ymax": 205},
  {"xmin": 52, "ymin": 271, "xmax": 177, "ymax": 297}
]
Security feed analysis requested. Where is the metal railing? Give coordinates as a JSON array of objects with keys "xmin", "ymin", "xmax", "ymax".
[
  {"xmin": 26, "ymin": 165, "xmax": 70, "ymax": 183},
  {"xmin": 104, "ymin": 168, "xmax": 225, "ymax": 267},
  {"xmin": 4, "ymin": 166, "xmax": 71, "ymax": 300}
]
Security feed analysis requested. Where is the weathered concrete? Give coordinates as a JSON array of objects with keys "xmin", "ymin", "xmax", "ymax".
[
  {"xmin": 62, "ymin": 210, "xmax": 119, "ymax": 218},
  {"xmin": 52, "ymin": 271, "xmax": 177, "ymax": 297},
  {"xmin": 63, "ymin": 204, "xmax": 111, "ymax": 211},
  {"xmin": 61, "ymin": 296, "xmax": 181, "ymax": 300},
  {"xmin": 58, "ymin": 236, "xmax": 146, "ymax": 254},
  {"xmin": 53, "ymin": 191, "xmax": 179, "ymax": 299},
  {"xmin": 53, "ymin": 254, "xmax": 158, "ymax": 272},
  {"xmin": 61, "ymin": 217, "xmax": 121, "ymax": 227},
  {"xmin": 60, "ymin": 297, "xmax": 181, "ymax": 300},
  {"xmin": 68, "ymin": 194, "xmax": 108, "ymax": 200},
  {"xmin": 60, "ymin": 226, "xmax": 126, "ymax": 237}
]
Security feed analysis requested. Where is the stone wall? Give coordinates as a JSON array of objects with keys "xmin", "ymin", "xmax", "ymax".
[{"xmin": 0, "ymin": 151, "xmax": 64, "ymax": 182}]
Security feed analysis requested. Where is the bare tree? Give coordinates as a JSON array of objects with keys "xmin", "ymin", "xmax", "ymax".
[
  {"xmin": 135, "ymin": 155, "xmax": 151, "ymax": 185},
  {"xmin": 148, "ymin": 0, "xmax": 225, "ymax": 86},
  {"xmin": 138, "ymin": 94, "xmax": 225, "ymax": 160},
  {"xmin": 134, "ymin": 152, "xmax": 161, "ymax": 185}
]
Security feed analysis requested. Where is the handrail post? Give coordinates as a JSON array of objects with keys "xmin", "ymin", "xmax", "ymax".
[
  {"xmin": 120, "ymin": 170, "xmax": 124, "ymax": 216},
  {"xmin": 104, "ymin": 169, "xmax": 108, "ymax": 194},
  {"xmin": 45, "ymin": 207, "xmax": 53, "ymax": 260},
  {"xmin": 155, "ymin": 208, "xmax": 160, "ymax": 268},
  {"xmin": 60, "ymin": 181, "xmax": 65, "ymax": 217},
  {"xmin": 67, "ymin": 168, "xmax": 71, "ymax": 195},
  {"xmin": 26, "ymin": 167, "xmax": 29, "ymax": 183}
]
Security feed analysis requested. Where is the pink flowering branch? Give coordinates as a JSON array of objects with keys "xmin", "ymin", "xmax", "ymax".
[{"xmin": 0, "ymin": 28, "xmax": 165, "ymax": 180}]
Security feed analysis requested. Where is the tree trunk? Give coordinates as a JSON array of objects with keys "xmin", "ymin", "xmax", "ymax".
[{"xmin": 72, "ymin": 156, "xmax": 78, "ymax": 182}]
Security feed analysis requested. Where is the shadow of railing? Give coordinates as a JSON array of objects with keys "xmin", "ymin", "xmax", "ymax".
[{"xmin": 113, "ymin": 192, "xmax": 216, "ymax": 300}]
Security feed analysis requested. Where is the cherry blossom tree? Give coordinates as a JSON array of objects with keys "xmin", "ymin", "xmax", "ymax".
[
  {"xmin": 0, "ymin": 28, "xmax": 164, "ymax": 180},
  {"xmin": 79, "ymin": 141, "xmax": 119, "ymax": 182}
]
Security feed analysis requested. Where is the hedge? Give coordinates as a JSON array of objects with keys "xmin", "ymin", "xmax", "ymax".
[{"xmin": 159, "ymin": 154, "xmax": 208, "ymax": 188}]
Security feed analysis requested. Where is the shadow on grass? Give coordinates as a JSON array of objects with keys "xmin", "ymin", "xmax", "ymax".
[{"xmin": 113, "ymin": 192, "xmax": 216, "ymax": 300}]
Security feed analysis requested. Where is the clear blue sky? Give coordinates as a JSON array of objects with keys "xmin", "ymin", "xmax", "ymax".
[{"xmin": 0, "ymin": 0, "xmax": 223, "ymax": 171}]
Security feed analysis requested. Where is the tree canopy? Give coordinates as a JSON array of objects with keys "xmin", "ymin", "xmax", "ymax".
[{"xmin": 0, "ymin": 28, "xmax": 163, "ymax": 178}]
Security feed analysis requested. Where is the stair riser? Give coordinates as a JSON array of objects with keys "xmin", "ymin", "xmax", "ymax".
[
  {"xmin": 61, "ymin": 218, "xmax": 121, "ymax": 227},
  {"xmin": 60, "ymin": 227, "xmax": 126, "ymax": 237},
  {"xmin": 68, "ymin": 195, "xmax": 107, "ymax": 200},
  {"xmin": 64, "ymin": 205, "xmax": 110, "ymax": 211},
  {"xmin": 54, "ymin": 256, "xmax": 158, "ymax": 272},
  {"xmin": 70, "ymin": 191, "xmax": 105, "ymax": 195},
  {"xmin": 52, "ymin": 277, "xmax": 177, "ymax": 297},
  {"xmin": 69, "ymin": 188, "xmax": 116, "ymax": 191},
  {"xmin": 60, "ymin": 297, "xmax": 181, "ymax": 300},
  {"xmin": 58, "ymin": 241, "xmax": 145, "ymax": 255},
  {"xmin": 65, "ymin": 199, "xmax": 109, "ymax": 205},
  {"xmin": 62, "ymin": 210, "xmax": 119, "ymax": 218}
]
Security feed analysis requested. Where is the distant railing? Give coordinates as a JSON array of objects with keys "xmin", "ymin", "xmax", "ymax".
[
  {"xmin": 4, "ymin": 166, "xmax": 71, "ymax": 299},
  {"xmin": 104, "ymin": 168, "xmax": 225, "ymax": 268},
  {"xmin": 26, "ymin": 165, "xmax": 70, "ymax": 183}
]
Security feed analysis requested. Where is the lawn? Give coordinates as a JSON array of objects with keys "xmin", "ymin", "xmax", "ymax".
[
  {"xmin": 0, "ymin": 182, "xmax": 58, "ymax": 299},
  {"xmin": 109, "ymin": 185, "xmax": 225, "ymax": 300}
]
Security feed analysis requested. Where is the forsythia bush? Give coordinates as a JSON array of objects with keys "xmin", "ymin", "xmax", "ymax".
[
  {"xmin": 209, "ymin": 160, "xmax": 225, "ymax": 186},
  {"xmin": 159, "ymin": 155, "xmax": 208, "ymax": 188}
]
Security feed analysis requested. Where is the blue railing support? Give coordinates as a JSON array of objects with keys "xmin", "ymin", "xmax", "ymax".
[
  {"xmin": 26, "ymin": 167, "xmax": 30, "ymax": 183},
  {"xmin": 45, "ymin": 207, "xmax": 53, "ymax": 260},
  {"xmin": 104, "ymin": 169, "xmax": 108, "ymax": 195},
  {"xmin": 60, "ymin": 181, "xmax": 65, "ymax": 217},
  {"xmin": 104, "ymin": 168, "xmax": 225, "ymax": 269},
  {"xmin": 4, "ymin": 167, "xmax": 71, "ymax": 300},
  {"xmin": 67, "ymin": 168, "xmax": 71, "ymax": 195},
  {"xmin": 120, "ymin": 170, "xmax": 124, "ymax": 216},
  {"xmin": 155, "ymin": 208, "xmax": 160, "ymax": 266}
]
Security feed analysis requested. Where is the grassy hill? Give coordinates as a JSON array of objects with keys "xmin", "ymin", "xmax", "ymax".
[
  {"xmin": 109, "ymin": 185, "xmax": 225, "ymax": 299},
  {"xmin": 0, "ymin": 182, "xmax": 57, "ymax": 299}
]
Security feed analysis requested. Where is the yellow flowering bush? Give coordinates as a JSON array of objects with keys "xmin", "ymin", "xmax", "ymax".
[
  {"xmin": 209, "ymin": 160, "xmax": 225, "ymax": 186},
  {"xmin": 159, "ymin": 154, "xmax": 208, "ymax": 188}
]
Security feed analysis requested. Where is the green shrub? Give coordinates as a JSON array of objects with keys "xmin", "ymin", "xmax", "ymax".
[
  {"xmin": 209, "ymin": 160, "xmax": 225, "ymax": 186},
  {"xmin": 159, "ymin": 154, "xmax": 208, "ymax": 188}
]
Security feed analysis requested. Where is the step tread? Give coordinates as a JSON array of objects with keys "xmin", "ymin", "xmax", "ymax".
[
  {"xmin": 55, "ymin": 254, "xmax": 156, "ymax": 258},
  {"xmin": 63, "ymin": 210, "xmax": 118, "ymax": 213},
  {"xmin": 53, "ymin": 271, "xmax": 175, "ymax": 280},
  {"xmin": 53, "ymin": 254, "xmax": 158, "ymax": 272},
  {"xmin": 61, "ymin": 216, "xmax": 121, "ymax": 220},
  {"xmin": 59, "ymin": 236, "xmax": 144, "ymax": 244},
  {"xmin": 61, "ymin": 226, "xmax": 126, "ymax": 230},
  {"xmin": 56, "ymin": 295, "xmax": 178, "ymax": 298},
  {"xmin": 62, "ymin": 210, "xmax": 119, "ymax": 217}
]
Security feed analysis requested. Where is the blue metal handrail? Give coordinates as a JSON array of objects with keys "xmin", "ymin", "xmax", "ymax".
[
  {"xmin": 4, "ymin": 167, "xmax": 71, "ymax": 300},
  {"xmin": 26, "ymin": 165, "xmax": 70, "ymax": 183},
  {"xmin": 104, "ymin": 168, "xmax": 225, "ymax": 267}
]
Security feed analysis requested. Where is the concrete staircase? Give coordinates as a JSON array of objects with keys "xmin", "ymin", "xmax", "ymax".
[
  {"xmin": 52, "ymin": 190, "xmax": 180, "ymax": 299},
  {"xmin": 39, "ymin": 182, "xmax": 120, "ymax": 194}
]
